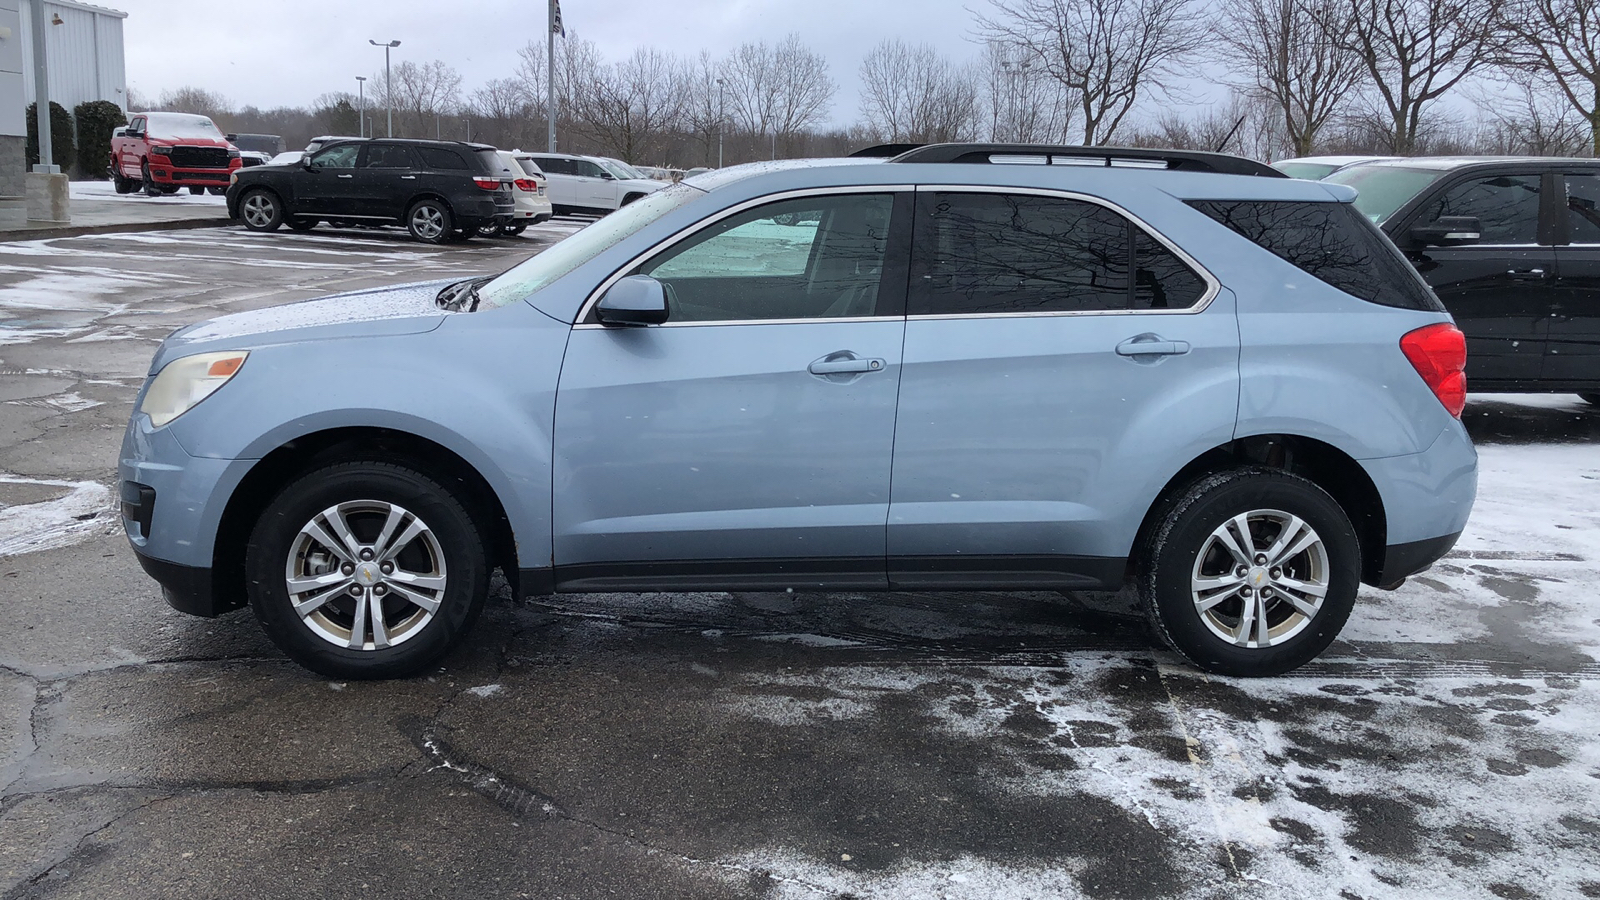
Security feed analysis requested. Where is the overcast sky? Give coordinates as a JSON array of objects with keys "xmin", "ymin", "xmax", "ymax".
[{"xmin": 118, "ymin": 0, "xmax": 1029, "ymax": 127}]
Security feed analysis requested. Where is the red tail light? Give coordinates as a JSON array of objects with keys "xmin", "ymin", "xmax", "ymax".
[
  {"xmin": 473, "ymin": 177, "xmax": 501, "ymax": 191},
  {"xmin": 514, "ymin": 178, "xmax": 537, "ymax": 192},
  {"xmin": 1400, "ymin": 323, "xmax": 1467, "ymax": 417}
]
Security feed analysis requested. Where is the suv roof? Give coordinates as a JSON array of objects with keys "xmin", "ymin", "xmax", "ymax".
[
  {"xmin": 1354, "ymin": 156, "xmax": 1600, "ymax": 171},
  {"xmin": 879, "ymin": 143, "xmax": 1285, "ymax": 178}
]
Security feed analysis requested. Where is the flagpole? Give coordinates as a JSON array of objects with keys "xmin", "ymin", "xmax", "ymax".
[{"xmin": 547, "ymin": 0, "xmax": 557, "ymax": 152}]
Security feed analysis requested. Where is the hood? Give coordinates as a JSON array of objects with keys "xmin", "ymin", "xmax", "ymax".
[
  {"xmin": 147, "ymin": 135, "xmax": 234, "ymax": 149},
  {"xmin": 151, "ymin": 279, "xmax": 456, "ymax": 373}
]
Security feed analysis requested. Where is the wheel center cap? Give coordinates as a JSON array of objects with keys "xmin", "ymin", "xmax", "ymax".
[
  {"xmin": 1248, "ymin": 566, "xmax": 1270, "ymax": 588},
  {"xmin": 356, "ymin": 563, "xmax": 380, "ymax": 585}
]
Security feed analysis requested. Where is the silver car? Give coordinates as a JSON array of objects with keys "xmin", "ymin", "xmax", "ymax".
[{"xmin": 120, "ymin": 144, "xmax": 1477, "ymax": 679}]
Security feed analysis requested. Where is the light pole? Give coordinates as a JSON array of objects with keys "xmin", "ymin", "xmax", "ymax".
[
  {"xmin": 355, "ymin": 76, "xmax": 367, "ymax": 138},
  {"xmin": 369, "ymin": 40, "xmax": 401, "ymax": 137},
  {"xmin": 716, "ymin": 77, "xmax": 724, "ymax": 168}
]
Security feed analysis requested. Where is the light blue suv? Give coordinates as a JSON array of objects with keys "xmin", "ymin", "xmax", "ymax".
[{"xmin": 118, "ymin": 144, "xmax": 1477, "ymax": 679}]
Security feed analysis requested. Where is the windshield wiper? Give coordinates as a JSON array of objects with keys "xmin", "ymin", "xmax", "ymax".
[{"xmin": 436, "ymin": 276, "xmax": 491, "ymax": 312}]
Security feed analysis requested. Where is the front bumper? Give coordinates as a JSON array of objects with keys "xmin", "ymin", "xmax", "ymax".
[
  {"xmin": 146, "ymin": 164, "xmax": 238, "ymax": 186},
  {"xmin": 135, "ymin": 550, "xmax": 229, "ymax": 617}
]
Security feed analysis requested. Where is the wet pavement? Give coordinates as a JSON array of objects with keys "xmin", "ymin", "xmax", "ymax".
[{"xmin": 0, "ymin": 225, "xmax": 1597, "ymax": 899}]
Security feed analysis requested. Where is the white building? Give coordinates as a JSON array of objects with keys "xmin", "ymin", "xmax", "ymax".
[{"xmin": 20, "ymin": 0, "xmax": 127, "ymax": 112}]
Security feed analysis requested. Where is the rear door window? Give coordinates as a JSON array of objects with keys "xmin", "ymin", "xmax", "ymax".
[
  {"xmin": 1188, "ymin": 199, "xmax": 1443, "ymax": 311},
  {"xmin": 1424, "ymin": 174, "xmax": 1542, "ymax": 244},
  {"xmin": 1566, "ymin": 174, "xmax": 1600, "ymax": 243},
  {"xmin": 910, "ymin": 191, "xmax": 1206, "ymax": 315}
]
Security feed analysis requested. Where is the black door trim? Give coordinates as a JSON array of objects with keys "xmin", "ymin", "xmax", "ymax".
[{"xmin": 543, "ymin": 554, "xmax": 1128, "ymax": 594}]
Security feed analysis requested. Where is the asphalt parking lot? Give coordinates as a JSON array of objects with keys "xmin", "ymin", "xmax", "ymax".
[{"xmin": 0, "ymin": 223, "xmax": 1596, "ymax": 900}]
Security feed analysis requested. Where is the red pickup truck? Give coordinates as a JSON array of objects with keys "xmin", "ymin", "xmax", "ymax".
[{"xmin": 110, "ymin": 112, "xmax": 242, "ymax": 197}]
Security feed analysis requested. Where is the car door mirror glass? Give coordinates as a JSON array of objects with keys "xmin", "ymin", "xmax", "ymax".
[
  {"xmin": 596, "ymin": 275, "xmax": 670, "ymax": 326},
  {"xmin": 1410, "ymin": 216, "xmax": 1482, "ymax": 247}
]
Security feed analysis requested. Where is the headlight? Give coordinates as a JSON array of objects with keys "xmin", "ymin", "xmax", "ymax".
[
  {"xmin": 139, "ymin": 351, "xmax": 248, "ymax": 427},
  {"xmin": 150, "ymin": 146, "xmax": 172, "ymax": 156},
  {"xmin": 229, "ymin": 172, "xmax": 238, "ymax": 185}
]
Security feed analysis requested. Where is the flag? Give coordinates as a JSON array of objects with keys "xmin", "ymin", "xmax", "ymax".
[{"xmin": 552, "ymin": 0, "xmax": 565, "ymax": 36}]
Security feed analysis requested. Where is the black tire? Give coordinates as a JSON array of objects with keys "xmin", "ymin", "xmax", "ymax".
[
  {"xmin": 285, "ymin": 217, "xmax": 317, "ymax": 232},
  {"xmin": 207, "ymin": 186, "xmax": 227, "ymax": 196},
  {"xmin": 188, "ymin": 186, "xmax": 205, "ymax": 196},
  {"xmin": 500, "ymin": 223, "xmax": 527, "ymax": 237},
  {"xmin": 237, "ymin": 188, "xmax": 284, "ymax": 232},
  {"xmin": 141, "ymin": 162, "xmax": 162, "ymax": 197},
  {"xmin": 406, "ymin": 199, "xmax": 453, "ymax": 244},
  {"xmin": 1580, "ymin": 393, "xmax": 1600, "ymax": 406},
  {"xmin": 245, "ymin": 461, "xmax": 489, "ymax": 680},
  {"xmin": 1138, "ymin": 468, "xmax": 1360, "ymax": 677},
  {"xmin": 112, "ymin": 168, "xmax": 135, "ymax": 194}
]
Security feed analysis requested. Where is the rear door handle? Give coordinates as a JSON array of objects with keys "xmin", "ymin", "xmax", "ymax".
[
  {"xmin": 400, "ymin": 175, "xmax": 417, "ymax": 180},
  {"xmin": 336, "ymin": 174, "xmax": 353, "ymax": 179},
  {"xmin": 1116, "ymin": 335, "xmax": 1191, "ymax": 357}
]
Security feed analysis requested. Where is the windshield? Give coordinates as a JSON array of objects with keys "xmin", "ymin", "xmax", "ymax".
[
  {"xmin": 596, "ymin": 159, "xmax": 645, "ymax": 180},
  {"xmin": 475, "ymin": 183, "xmax": 703, "ymax": 310},
  {"xmin": 145, "ymin": 114, "xmax": 226, "ymax": 141},
  {"xmin": 1274, "ymin": 162, "xmax": 1338, "ymax": 180},
  {"xmin": 1324, "ymin": 165, "xmax": 1448, "ymax": 224}
]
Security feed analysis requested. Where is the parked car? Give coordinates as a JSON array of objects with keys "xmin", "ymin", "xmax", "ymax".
[
  {"xmin": 265, "ymin": 151, "xmax": 303, "ymax": 166},
  {"xmin": 521, "ymin": 151, "xmax": 668, "ymax": 215},
  {"xmin": 1272, "ymin": 156, "xmax": 1398, "ymax": 180},
  {"xmin": 110, "ymin": 112, "xmax": 243, "ymax": 197},
  {"xmin": 228, "ymin": 133, "xmax": 285, "ymax": 168},
  {"xmin": 305, "ymin": 135, "xmax": 365, "ymax": 154},
  {"xmin": 1324, "ymin": 157, "xmax": 1600, "ymax": 403},
  {"xmin": 122, "ymin": 143, "xmax": 1476, "ymax": 680},
  {"xmin": 478, "ymin": 150, "xmax": 553, "ymax": 236},
  {"xmin": 224, "ymin": 138, "xmax": 514, "ymax": 244}
]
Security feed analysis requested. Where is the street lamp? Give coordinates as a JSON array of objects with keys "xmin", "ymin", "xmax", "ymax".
[
  {"xmin": 716, "ymin": 77, "xmax": 725, "ymax": 168},
  {"xmin": 355, "ymin": 76, "xmax": 367, "ymax": 138},
  {"xmin": 369, "ymin": 39, "xmax": 401, "ymax": 137}
]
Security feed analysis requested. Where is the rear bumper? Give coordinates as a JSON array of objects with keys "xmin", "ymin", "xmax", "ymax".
[
  {"xmin": 1359, "ymin": 419, "xmax": 1477, "ymax": 586},
  {"xmin": 1376, "ymin": 531, "xmax": 1461, "ymax": 588}
]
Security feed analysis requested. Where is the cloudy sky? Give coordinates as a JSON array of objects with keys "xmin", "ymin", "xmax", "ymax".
[{"xmin": 118, "ymin": 0, "xmax": 1020, "ymax": 126}]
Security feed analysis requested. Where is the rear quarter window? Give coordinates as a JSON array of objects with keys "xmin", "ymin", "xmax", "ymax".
[
  {"xmin": 418, "ymin": 147, "xmax": 468, "ymax": 169},
  {"xmin": 1187, "ymin": 199, "xmax": 1444, "ymax": 312}
]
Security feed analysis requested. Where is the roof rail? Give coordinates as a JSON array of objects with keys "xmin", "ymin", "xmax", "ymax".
[
  {"xmin": 850, "ymin": 143, "xmax": 924, "ymax": 158},
  {"xmin": 886, "ymin": 143, "xmax": 1285, "ymax": 178}
]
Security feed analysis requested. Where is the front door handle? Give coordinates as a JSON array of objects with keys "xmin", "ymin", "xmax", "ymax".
[
  {"xmin": 809, "ymin": 354, "xmax": 885, "ymax": 375},
  {"xmin": 336, "ymin": 174, "xmax": 353, "ymax": 179},
  {"xmin": 1507, "ymin": 268, "xmax": 1546, "ymax": 279},
  {"xmin": 400, "ymin": 175, "xmax": 417, "ymax": 180},
  {"xmin": 1116, "ymin": 335, "xmax": 1191, "ymax": 357}
]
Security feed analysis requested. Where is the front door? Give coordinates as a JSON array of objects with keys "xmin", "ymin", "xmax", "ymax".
[
  {"xmin": 888, "ymin": 189, "xmax": 1238, "ymax": 589},
  {"xmin": 1398, "ymin": 172, "xmax": 1557, "ymax": 387},
  {"xmin": 551, "ymin": 190, "xmax": 910, "ymax": 589},
  {"xmin": 296, "ymin": 143, "xmax": 363, "ymax": 215},
  {"xmin": 570, "ymin": 158, "xmax": 619, "ymax": 209},
  {"xmin": 1550, "ymin": 173, "xmax": 1600, "ymax": 386}
]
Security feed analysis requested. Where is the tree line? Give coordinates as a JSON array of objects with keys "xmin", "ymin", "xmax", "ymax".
[{"xmin": 132, "ymin": 0, "xmax": 1600, "ymax": 167}]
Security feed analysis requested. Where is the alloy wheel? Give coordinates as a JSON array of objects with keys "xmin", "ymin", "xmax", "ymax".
[
  {"xmin": 1189, "ymin": 508, "xmax": 1329, "ymax": 649},
  {"xmin": 411, "ymin": 205, "xmax": 445, "ymax": 240},
  {"xmin": 242, "ymin": 194, "xmax": 277, "ymax": 228}
]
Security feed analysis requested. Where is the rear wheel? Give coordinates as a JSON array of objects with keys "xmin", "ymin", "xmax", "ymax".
[
  {"xmin": 244, "ymin": 461, "xmax": 489, "ymax": 679},
  {"xmin": 207, "ymin": 186, "xmax": 227, "ymax": 196},
  {"xmin": 500, "ymin": 223, "xmax": 527, "ymax": 237},
  {"xmin": 1139, "ymin": 468, "xmax": 1360, "ymax": 676},
  {"xmin": 238, "ymin": 189, "xmax": 284, "ymax": 231},
  {"xmin": 406, "ymin": 199, "xmax": 452, "ymax": 244}
]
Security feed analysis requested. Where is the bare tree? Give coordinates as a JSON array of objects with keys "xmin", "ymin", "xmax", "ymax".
[
  {"xmin": 721, "ymin": 34, "xmax": 836, "ymax": 155},
  {"xmin": 569, "ymin": 47, "xmax": 690, "ymax": 162},
  {"xmin": 376, "ymin": 60, "xmax": 464, "ymax": 138},
  {"xmin": 978, "ymin": 0, "xmax": 1205, "ymax": 145},
  {"xmin": 1326, "ymin": 0, "xmax": 1503, "ymax": 154},
  {"xmin": 157, "ymin": 87, "xmax": 232, "ymax": 118},
  {"xmin": 1499, "ymin": 0, "xmax": 1600, "ymax": 155},
  {"xmin": 858, "ymin": 40, "xmax": 983, "ymax": 142},
  {"xmin": 467, "ymin": 77, "xmax": 542, "ymax": 151},
  {"xmin": 682, "ymin": 51, "xmax": 726, "ymax": 166},
  {"xmin": 980, "ymin": 41, "xmax": 1072, "ymax": 142},
  {"xmin": 1215, "ymin": 0, "xmax": 1363, "ymax": 156},
  {"xmin": 1474, "ymin": 75, "xmax": 1592, "ymax": 155}
]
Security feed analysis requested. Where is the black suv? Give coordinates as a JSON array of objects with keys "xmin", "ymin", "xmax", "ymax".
[
  {"xmin": 225, "ymin": 139, "xmax": 515, "ymax": 244},
  {"xmin": 1326, "ymin": 158, "xmax": 1600, "ymax": 403}
]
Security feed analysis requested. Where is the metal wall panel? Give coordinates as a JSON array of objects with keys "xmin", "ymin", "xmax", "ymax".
[{"xmin": 20, "ymin": 1, "xmax": 127, "ymax": 112}]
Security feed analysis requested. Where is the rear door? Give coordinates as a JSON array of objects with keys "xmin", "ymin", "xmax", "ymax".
[
  {"xmin": 1394, "ymin": 171, "xmax": 1557, "ymax": 387},
  {"xmin": 351, "ymin": 143, "xmax": 419, "ymax": 219},
  {"xmin": 1550, "ymin": 172, "xmax": 1600, "ymax": 386},
  {"xmin": 531, "ymin": 156, "xmax": 578, "ymax": 207},
  {"xmin": 887, "ymin": 188, "xmax": 1234, "ymax": 588}
]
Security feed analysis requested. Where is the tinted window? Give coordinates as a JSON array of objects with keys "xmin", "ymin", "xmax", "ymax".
[
  {"xmin": 1189, "ymin": 200, "xmax": 1443, "ymax": 311},
  {"xmin": 575, "ymin": 160, "xmax": 607, "ymax": 178},
  {"xmin": 1424, "ymin": 174, "xmax": 1541, "ymax": 244},
  {"xmin": 310, "ymin": 144, "xmax": 360, "ymax": 169},
  {"xmin": 418, "ymin": 147, "xmax": 468, "ymax": 169},
  {"xmin": 362, "ymin": 144, "xmax": 414, "ymax": 168},
  {"xmin": 532, "ymin": 157, "xmax": 570, "ymax": 175},
  {"xmin": 1566, "ymin": 174, "xmax": 1600, "ymax": 244},
  {"xmin": 635, "ymin": 193, "xmax": 896, "ymax": 323},
  {"xmin": 912, "ymin": 192, "xmax": 1203, "ymax": 314},
  {"xmin": 516, "ymin": 158, "xmax": 545, "ymax": 177}
]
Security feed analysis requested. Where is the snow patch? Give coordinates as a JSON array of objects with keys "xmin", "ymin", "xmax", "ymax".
[{"xmin": 0, "ymin": 474, "xmax": 113, "ymax": 558}]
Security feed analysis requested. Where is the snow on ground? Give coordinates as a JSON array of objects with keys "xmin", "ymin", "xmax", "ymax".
[
  {"xmin": 69, "ymin": 180, "xmax": 227, "ymax": 207},
  {"xmin": 0, "ymin": 474, "xmax": 112, "ymax": 557}
]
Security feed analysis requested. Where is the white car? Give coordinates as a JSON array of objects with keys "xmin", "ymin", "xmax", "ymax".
[
  {"xmin": 1271, "ymin": 156, "xmax": 1399, "ymax": 180},
  {"xmin": 478, "ymin": 150, "xmax": 553, "ymax": 237},
  {"xmin": 521, "ymin": 151, "xmax": 668, "ymax": 215}
]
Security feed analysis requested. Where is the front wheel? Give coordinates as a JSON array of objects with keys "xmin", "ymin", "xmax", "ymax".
[
  {"xmin": 244, "ymin": 461, "xmax": 489, "ymax": 679},
  {"xmin": 406, "ymin": 199, "xmax": 452, "ymax": 244},
  {"xmin": 141, "ymin": 162, "xmax": 162, "ymax": 197},
  {"xmin": 1139, "ymin": 468, "xmax": 1360, "ymax": 676},
  {"xmin": 238, "ymin": 189, "xmax": 284, "ymax": 231},
  {"xmin": 112, "ymin": 169, "xmax": 135, "ymax": 194},
  {"xmin": 188, "ymin": 186, "xmax": 204, "ymax": 196}
]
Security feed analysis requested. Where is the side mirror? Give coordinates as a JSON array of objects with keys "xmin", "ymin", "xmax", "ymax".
[
  {"xmin": 301, "ymin": 158, "xmax": 317, "ymax": 170},
  {"xmin": 1410, "ymin": 216, "xmax": 1482, "ymax": 247},
  {"xmin": 599, "ymin": 171, "xmax": 615, "ymax": 180},
  {"xmin": 596, "ymin": 275, "xmax": 669, "ymax": 327}
]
